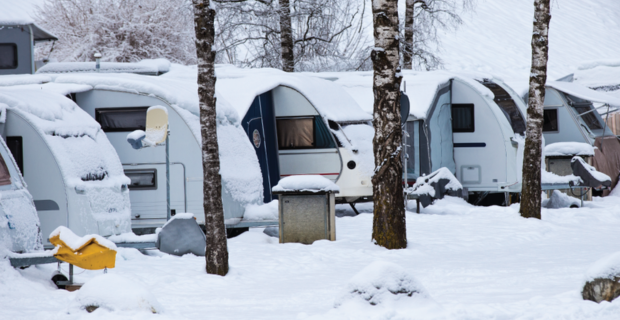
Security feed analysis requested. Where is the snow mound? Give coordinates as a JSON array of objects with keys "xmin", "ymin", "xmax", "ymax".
[
  {"xmin": 74, "ymin": 273, "xmax": 163, "ymax": 314},
  {"xmin": 543, "ymin": 190, "xmax": 580, "ymax": 209},
  {"xmin": 585, "ymin": 251, "xmax": 620, "ymax": 282},
  {"xmin": 50, "ymin": 226, "xmax": 117, "ymax": 251},
  {"xmin": 545, "ymin": 142, "xmax": 595, "ymax": 157},
  {"xmin": 244, "ymin": 200, "xmax": 278, "ymax": 221},
  {"xmin": 335, "ymin": 261, "xmax": 428, "ymax": 307},
  {"xmin": 272, "ymin": 175, "xmax": 340, "ymax": 193}
]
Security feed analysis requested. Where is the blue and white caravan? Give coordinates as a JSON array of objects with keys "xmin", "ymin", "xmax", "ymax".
[
  {"xmin": 216, "ymin": 67, "xmax": 375, "ymax": 205},
  {"xmin": 328, "ymin": 71, "xmax": 527, "ymax": 203}
]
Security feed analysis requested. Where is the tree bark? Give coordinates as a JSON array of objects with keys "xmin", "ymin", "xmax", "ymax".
[
  {"xmin": 520, "ymin": 0, "xmax": 551, "ymax": 220},
  {"xmin": 403, "ymin": 0, "xmax": 415, "ymax": 69},
  {"xmin": 279, "ymin": 0, "xmax": 294, "ymax": 72},
  {"xmin": 371, "ymin": 0, "xmax": 407, "ymax": 249},
  {"xmin": 193, "ymin": 0, "xmax": 229, "ymax": 276}
]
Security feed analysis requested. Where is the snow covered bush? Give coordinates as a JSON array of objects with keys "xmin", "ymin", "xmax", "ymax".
[
  {"xmin": 34, "ymin": 0, "xmax": 196, "ymax": 64},
  {"xmin": 582, "ymin": 252, "xmax": 620, "ymax": 303},
  {"xmin": 74, "ymin": 273, "xmax": 163, "ymax": 313},
  {"xmin": 335, "ymin": 261, "xmax": 429, "ymax": 307}
]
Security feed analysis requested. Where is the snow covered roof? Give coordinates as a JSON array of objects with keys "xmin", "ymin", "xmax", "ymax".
[
  {"xmin": 547, "ymin": 81, "xmax": 620, "ymax": 108},
  {"xmin": 314, "ymin": 70, "xmax": 494, "ymax": 120},
  {"xmin": 0, "ymin": 85, "xmax": 129, "ymax": 189},
  {"xmin": 37, "ymin": 59, "xmax": 171, "ymax": 76},
  {"xmin": 544, "ymin": 142, "xmax": 595, "ymax": 157},
  {"xmin": 569, "ymin": 60, "xmax": 620, "ymax": 93},
  {"xmin": 216, "ymin": 65, "xmax": 371, "ymax": 122},
  {"xmin": 0, "ymin": 0, "xmax": 57, "ymax": 41}
]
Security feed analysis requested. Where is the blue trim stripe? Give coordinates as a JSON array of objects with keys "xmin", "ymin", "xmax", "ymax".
[{"xmin": 454, "ymin": 143, "xmax": 486, "ymax": 148}]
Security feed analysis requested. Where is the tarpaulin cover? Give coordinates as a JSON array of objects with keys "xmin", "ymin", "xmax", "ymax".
[{"xmin": 592, "ymin": 136, "xmax": 620, "ymax": 196}]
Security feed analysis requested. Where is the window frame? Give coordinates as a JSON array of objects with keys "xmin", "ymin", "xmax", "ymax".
[
  {"xmin": 542, "ymin": 108, "xmax": 559, "ymax": 133},
  {"xmin": 124, "ymin": 168, "xmax": 158, "ymax": 190},
  {"xmin": 451, "ymin": 104, "xmax": 475, "ymax": 133},
  {"xmin": 95, "ymin": 107, "xmax": 149, "ymax": 132},
  {"xmin": 0, "ymin": 43, "xmax": 18, "ymax": 70}
]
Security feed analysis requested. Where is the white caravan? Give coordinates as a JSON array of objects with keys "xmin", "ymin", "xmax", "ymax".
[
  {"xmin": 216, "ymin": 67, "xmax": 374, "ymax": 204},
  {"xmin": 35, "ymin": 64, "xmax": 265, "ymax": 232},
  {"xmin": 326, "ymin": 71, "xmax": 527, "ymax": 201},
  {"xmin": 0, "ymin": 84, "xmax": 132, "ymax": 248}
]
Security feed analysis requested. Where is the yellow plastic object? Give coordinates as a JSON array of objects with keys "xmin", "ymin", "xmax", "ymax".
[
  {"xmin": 49, "ymin": 235, "xmax": 117, "ymax": 270},
  {"xmin": 145, "ymin": 106, "xmax": 168, "ymax": 144}
]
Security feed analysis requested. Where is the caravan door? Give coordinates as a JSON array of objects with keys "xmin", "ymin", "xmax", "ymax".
[
  {"xmin": 425, "ymin": 85, "xmax": 456, "ymax": 173},
  {"xmin": 242, "ymin": 92, "xmax": 280, "ymax": 203}
]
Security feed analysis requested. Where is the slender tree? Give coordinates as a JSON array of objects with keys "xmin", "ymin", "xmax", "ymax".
[
  {"xmin": 371, "ymin": 0, "xmax": 407, "ymax": 249},
  {"xmin": 520, "ymin": 0, "xmax": 551, "ymax": 219},
  {"xmin": 279, "ymin": 0, "xmax": 295, "ymax": 72},
  {"xmin": 192, "ymin": 0, "xmax": 229, "ymax": 275}
]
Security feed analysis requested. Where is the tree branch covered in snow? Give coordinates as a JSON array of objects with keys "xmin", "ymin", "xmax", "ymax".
[{"xmin": 34, "ymin": 0, "xmax": 197, "ymax": 64}]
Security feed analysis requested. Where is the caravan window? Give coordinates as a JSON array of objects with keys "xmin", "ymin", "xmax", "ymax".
[
  {"xmin": 0, "ymin": 151, "xmax": 11, "ymax": 186},
  {"xmin": 452, "ymin": 104, "xmax": 474, "ymax": 132},
  {"xmin": 277, "ymin": 116, "xmax": 336, "ymax": 149},
  {"xmin": 125, "ymin": 169, "xmax": 157, "ymax": 190},
  {"xmin": 481, "ymin": 81, "xmax": 526, "ymax": 134},
  {"xmin": 565, "ymin": 94, "xmax": 603, "ymax": 130},
  {"xmin": 96, "ymin": 107, "xmax": 148, "ymax": 132},
  {"xmin": 543, "ymin": 109, "xmax": 558, "ymax": 132},
  {"xmin": 6, "ymin": 137, "xmax": 23, "ymax": 175},
  {"xmin": 0, "ymin": 44, "xmax": 17, "ymax": 69}
]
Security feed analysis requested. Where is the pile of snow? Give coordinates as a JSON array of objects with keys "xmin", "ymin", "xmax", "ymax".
[
  {"xmin": 244, "ymin": 200, "xmax": 278, "ymax": 221},
  {"xmin": 272, "ymin": 175, "xmax": 340, "ymax": 193},
  {"xmin": 50, "ymin": 226, "xmax": 117, "ymax": 251},
  {"xmin": 585, "ymin": 251, "xmax": 620, "ymax": 282},
  {"xmin": 545, "ymin": 142, "xmax": 595, "ymax": 157},
  {"xmin": 543, "ymin": 190, "xmax": 580, "ymax": 209},
  {"xmin": 408, "ymin": 167, "xmax": 462, "ymax": 197},
  {"xmin": 107, "ymin": 233, "xmax": 157, "ymax": 244},
  {"xmin": 37, "ymin": 59, "xmax": 171, "ymax": 75},
  {"xmin": 0, "ymin": 74, "xmax": 51, "ymax": 87},
  {"xmin": 74, "ymin": 273, "xmax": 163, "ymax": 314},
  {"xmin": 335, "ymin": 261, "xmax": 429, "ymax": 307},
  {"xmin": 547, "ymin": 81, "xmax": 620, "ymax": 108}
]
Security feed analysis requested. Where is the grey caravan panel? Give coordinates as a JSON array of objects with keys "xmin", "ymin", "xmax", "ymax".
[
  {"xmin": 0, "ymin": 26, "xmax": 33, "ymax": 75},
  {"xmin": 543, "ymin": 88, "xmax": 589, "ymax": 145},
  {"xmin": 3, "ymin": 111, "xmax": 68, "ymax": 246},
  {"xmin": 423, "ymin": 83, "xmax": 455, "ymax": 173}
]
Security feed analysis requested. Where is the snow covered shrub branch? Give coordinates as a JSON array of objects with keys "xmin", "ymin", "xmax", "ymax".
[{"xmin": 34, "ymin": 0, "xmax": 197, "ymax": 64}]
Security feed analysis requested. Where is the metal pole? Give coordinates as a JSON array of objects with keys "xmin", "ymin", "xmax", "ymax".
[
  {"xmin": 69, "ymin": 264, "xmax": 74, "ymax": 284},
  {"xmin": 166, "ymin": 130, "xmax": 171, "ymax": 221}
]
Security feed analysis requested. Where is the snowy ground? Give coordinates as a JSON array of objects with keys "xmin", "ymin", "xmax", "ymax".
[{"xmin": 2, "ymin": 195, "xmax": 620, "ymax": 319}]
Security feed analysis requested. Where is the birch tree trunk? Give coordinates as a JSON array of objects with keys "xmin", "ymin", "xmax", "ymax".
[
  {"xmin": 520, "ymin": 0, "xmax": 551, "ymax": 219},
  {"xmin": 193, "ymin": 0, "xmax": 229, "ymax": 276},
  {"xmin": 403, "ymin": 0, "xmax": 415, "ymax": 69},
  {"xmin": 371, "ymin": 0, "xmax": 407, "ymax": 249},
  {"xmin": 279, "ymin": 0, "xmax": 294, "ymax": 72}
]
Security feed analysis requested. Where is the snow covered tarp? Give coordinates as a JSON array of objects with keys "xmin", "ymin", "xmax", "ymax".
[
  {"xmin": 545, "ymin": 142, "xmax": 595, "ymax": 157},
  {"xmin": 571, "ymin": 156, "xmax": 612, "ymax": 189},
  {"xmin": 157, "ymin": 213, "xmax": 205, "ymax": 257},
  {"xmin": 407, "ymin": 167, "xmax": 464, "ymax": 208},
  {"xmin": 272, "ymin": 175, "xmax": 340, "ymax": 193}
]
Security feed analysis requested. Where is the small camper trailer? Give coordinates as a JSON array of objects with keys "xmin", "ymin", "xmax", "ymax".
[
  {"xmin": 0, "ymin": 6, "xmax": 57, "ymax": 75},
  {"xmin": 329, "ymin": 71, "xmax": 527, "ymax": 202},
  {"xmin": 0, "ymin": 84, "xmax": 132, "ymax": 248},
  {"xmin": 216, "ymin": 69, "xmax": 375, "ymax": 204},
  {"xmin": 538, "ymin": 81, "xmax": 620, "ymax": 193},
  {"xmin": 33, "ymin": 66, "xmax": 265, "ymax": 232}
]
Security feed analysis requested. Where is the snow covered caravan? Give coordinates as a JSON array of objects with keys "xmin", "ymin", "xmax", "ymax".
[
  {"xmin": 329, "ymin": 71, "xmax": 527, "ymax": 201},
  {"xmin": 216, "ymin": 68, "xmax": 374, "ymax": 204},
  {"xmin": 538, "ymin": 81, "xmax": 620, "ymax": 193},
  {"xmin": 0, "ymin": 5, "xmax": 57, "ymax": 75},
  {"xmin": 0, "ymin": 84, "xmax": 132, "ymax": 248},
  {"xmin": 36, "ymin": 65, "xmax": 265, "ymax": 231}
]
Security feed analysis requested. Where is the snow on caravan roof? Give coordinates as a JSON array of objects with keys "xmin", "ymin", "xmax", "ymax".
[
  {"xmin": 0, "ymin": 0, "xmax": 58, "ymax": 41},
  {"xmin": 215, "ymin": 65, "xmax": 371, "ymax": 122},
  {"xmin": 571, "ymin": 59, "xmax": 620, "ymax": 92},
  {"xmin": 547, "ymin": 81, "xmax": 620, "ymax": 108},
  {"xmin": 0, "ymin": 85, "xmax": 129, "ymax": 189},
  {"xmin": 38, "ymin": 59, "xmax": 171, "ymax": 76},
  {"xmin": 320, "ymin": 70, "xmax": 494, "ymax": 120}
]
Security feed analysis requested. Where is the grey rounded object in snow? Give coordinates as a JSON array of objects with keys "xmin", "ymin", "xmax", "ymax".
[
  {"xmin": 582, "ymin": 277, "xmax": 620, "ymax": 303},
  {"xmin": 263, "ymin": 226, "xmax": 279, "ymax": 238},
  {"xmin": 157, "ymin": 216, "xmax": 206, "ymax": 256}
]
